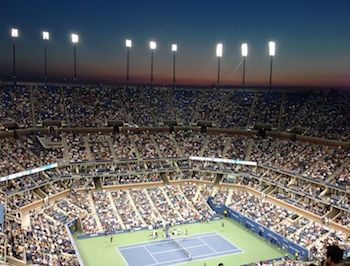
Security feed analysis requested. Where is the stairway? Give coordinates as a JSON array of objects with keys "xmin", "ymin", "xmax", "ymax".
[
  {"xmin": 126, "ymin": 190, "xmax": 146, "ymax": 226},
  {"xmin": 245, "ymin": 139, "xmax": 254, "ymax": 161},
  {"xmin": 149, "ymin": 135, "xmax": 163, "ymax": 158},
  {"xmin": 107, "ymin": 192, "xmax": 126, "ymax": 230},
  {"xmin": 144, "ymin": 189, "xmax": 165, "ymax": 222},
  {"xmin": 193, "ymin": 184, "xmax": 202, "ymax": 202},
  {"xmin": 199, "ymin": 136, "xmax": 209, "ymax": 157},
  {"xmin": 60, "ymin": 86, "xmax": 70, "ymax": 126},
  {"xmin": 93, "ymin": 177, "xmax": 102, "ymax": 190},
  {"xmin": 30, "ymin": 85, "xmax": 36, "ymax": 127},
  {"xmin": 169, "ymin": 134, "xmax": 184, "ymax": 156},
  {"xmin": 246, "ymin": 91, "xmax": 258, "ymax": 128},
  {"xmin": 87, "ymin": 191, "xmax": 103, "ymax": 231},
  {"xmin": 225, "ymin": 189, "xmax": 233, "ymax": 206},
  {"xmin": 61, "ymin": 137, "xmax": 71, "ymax": 162},
  {"xmin": 160, "ymin": 186, "xmax": 184, "ymax": 220},
  {"xmin": 107, "ymin": 136, "xmax": 117, "ymax": 161},
  {"xmin": 221, "ymin": 137, "xmax": 231, "ymax": 158},
  {"xmin": 129, "ymin": 135, "xmax": 141, "ymax": 159},
  {"xmin": 213, "ymin": 174, "xmax": 223, "ymax": 185},
  {"xmin": 177, "ymin": 186, "xmax": 201, "ymax": 217},
  {"xmin": 83, "ymin": 136, "xmax": 94, "ymax": 161},
  {"xmin": 277, "ymin": 92, "xmax": 286, "ymax": 131}
]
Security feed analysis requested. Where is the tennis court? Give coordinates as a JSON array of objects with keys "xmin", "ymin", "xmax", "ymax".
[{"xmin": 117, "ymin": 232, "xmax": 242, "ymax": 266}]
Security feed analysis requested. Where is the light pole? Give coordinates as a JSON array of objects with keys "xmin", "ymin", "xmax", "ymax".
[
  {"xmin": 171, "ymin": 44, "xmax": 177, "ymax": 85},
  {"xmin": 10, "ymin": 28, "xmax": 19, "ymax": 81},
  {"xmin": 268, "ymin": 41, "xmax": 276, "ymax": 91},
  {"xmin": 125, "ymin": 39, "xmax": 132, "ymax": 83},
  {"xmin": 71, "ymin": 33, "xmax": 79, "ymax": 81},
  {"xmin": 149, "ymin": 41, "xmax": 157, "ymax": 83},
  {"xmin": 216, "ymin": 43, "xmax": 223, "ymax": 84},
  {"xmin": 42, "ymin": 31, "xmax": 50, "ymax": 82},
  {"xmin": 241, "ymin": 43, "xmax": 248, "ymax": 88}
]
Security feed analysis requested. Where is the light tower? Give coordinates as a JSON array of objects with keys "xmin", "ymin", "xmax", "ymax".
[
  {"xmin": 268, "ymin": 41, "xmax": 276, "ymax": 91},
  {"xmin": 10, "ymin": 28, "xmax": 19, "ymax": 81},
  {"xmin": 125, "ymin": 39, "xmax": 132, "ymax": 83},
  {"xmin": 71, "ymin": 33, "xmax": 79, "ymax": 81},
  {"xmin": 42, "ymin": 31, "xmax": 50, "ymax": 81},
  {"xmin": 171, "ymin": 44, "xmax": 177, "ymax": 84},
  {"xmin": 149, "ymin": 41, "xmax": 157, "ymax": 83},
  {"xmin": 241, "ymin": 43, "xmax": 248, "ymax": 88},
  {"xmin": 216, "ymin": 43, "xmax": 223, "ymax": 84}
]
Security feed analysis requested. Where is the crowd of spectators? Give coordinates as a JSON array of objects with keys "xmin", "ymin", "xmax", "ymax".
[
  {"xmin": 249, "ymin": 92, "xmax": 281, "ymax": 129},
  {"xmin": 0, "ymin": 86, "xmax": 33, "ymax": 127},
  {"xmin": 2, "ymin": 84, "xmax": 350, "ymax": 266},
  {"xmin": 87, "ymin": 133, "xmax": 113, "ymax": 161},
  {"xmin": 1, "ymin": 85, "xmax": 350, "ymax": 140},
  {"xmin": 281, "ymin": 91, "xmax": 350, "ymax": 140},
  {"xmin": 212, "ymin": 188, "xmax": 350, "ymax": 261},
  {"xmin": 32, "ymin": 86, "xmax": 66, "ymax": 123}
]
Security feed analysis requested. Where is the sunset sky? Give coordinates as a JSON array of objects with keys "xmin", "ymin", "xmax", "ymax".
[{"xmin": 0, "ymin": 0, "xmax": 350, "ymax": 86}]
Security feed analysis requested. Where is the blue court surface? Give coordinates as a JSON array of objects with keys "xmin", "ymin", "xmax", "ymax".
[{"xmin": 117, "ymin": 232, "xmax": 243, "ymax": 266}]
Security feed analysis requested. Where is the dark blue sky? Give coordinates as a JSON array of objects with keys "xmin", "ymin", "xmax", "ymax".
[{"xmin": 0, "ymin": 0, "xmax": 350, "ymax": 86}]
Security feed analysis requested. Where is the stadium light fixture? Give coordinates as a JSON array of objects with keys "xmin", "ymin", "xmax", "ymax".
[
  {"xmin": 216, "ymin": 43, "xmax": 223, "ymax": 84},
  {"xmin": 11, "ymin": 28, "xmax": 19, "ymax": 38},
  {"xmin": 241, "ymin": 43, "xmax": 248, "ymax": 88},
  {"xmin": 126, "ymin": 39, "xmax": 132, "ymax": 48},
  {"xmin": 125, "ymin": 39, "xmax": 132, "ymax": 83},
  {"xmin": 149, "ymin": 41, "xmax": 157, "ymax": 83},
  {"xmin": 171, "ymin": 44, "xmax": 177, "ymax": 52},
  {"xmin": 216, "ymin": 43, "xmax": 223, "ymax": 57},
  {"xmin": 269, "ymin": 41, "xmax": 276, "ymax": 56},
  {"xmin": 171, "ymin": 44, "xmax": 177, "ymax": 84},
  {"xmin": 268, "ymin": 41, "xmax": 276, "ymax": 91},
  {"xmin": 241, "ymin": 43, "xmax": 248, "ymax": 57},
  {"xmin": 42, "ymin": 31, "xmax": 50, "ymax": 81},
  {"xmin": 71, "ymin": 33, "xmax": 79, "ymax": 81},
  {"xmin": 150, "ymin": 41, "xmax": 157, "ymax": 50},
  {"xmin": 42, "ymin": 31, "xmax": 50, "ymax": 40},
  {"xmin": 71, "ymin": 33, "xmax": 79, "ymax": 44},
  {"xmin": 10, "ymin": 28, "xmax": 19, "ymax": 82}
]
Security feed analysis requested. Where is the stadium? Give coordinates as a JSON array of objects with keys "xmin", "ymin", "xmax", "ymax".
[
  {"xmin": 0, "ymin": 84, "xmax": 349, "ymax": 266},
  {"xmin": 1, "ymin": 1, "xmax": 350, "ymax": 266}
]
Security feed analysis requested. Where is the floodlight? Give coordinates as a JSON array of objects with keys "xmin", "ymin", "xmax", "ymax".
[
  {"xmin": 11, "ymin": 28, "xmax": 19, "ymax": 38},
  {"xmin": 150, "ymin": 41, "xmax": 157, "ymax": 50},
  {"xmin": 241, "ymin": 43, "xmax": 248, "ymax": 57},
  {"xmin": 216, "ymin": 43, "xmax": 223, "ymax": 57},
  {"xmin": 71, "ymin": 33, "xmax": 79, "ymax": 44},
  {"xmin": 269, "ymin": 41, "xmax": 276, "ymax": 56},
  {"xmin": 171, "ymin": 44, "xmax": 177, "ymax": 52},
  {"xmin": 126, "ymin": 39, "xmax": 132, "ymax": 48},
  {"xmin": 42, "ymin": 31, "xmax": 50, "ymax": 40}
]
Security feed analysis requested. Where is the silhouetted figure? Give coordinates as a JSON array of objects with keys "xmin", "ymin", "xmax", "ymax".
[{"xmin": 323, "ymin": 245, "xmax": 344, "ymax": 266}]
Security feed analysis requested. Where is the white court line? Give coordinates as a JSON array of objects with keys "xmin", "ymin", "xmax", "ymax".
[
  {"xmin": 174, "ymin": 248, "xmax": 244, "ymax": 266},
  {"xmin": 145, "ymin": 256, "xmax": 188, "ymax": 266},
  {"xmin": 119, "ymin": 231, "xmax": 218, "ymax": 250},
  {"xmin": 115, "ymin": 247, "xmax": 129, "ymax": 266},
  {"xmin": 198, "ymin": 236, "xmax": 218, "ymax": 254},
  {"xmin": 151, "ymin": 244, "xmax": 208, "ymax": 256},
  {"xmin": 118, "ymin": 239, "xmax": 170, "ymax": 250},
  {"xmin": 144, "ymin": 246, "xmax": 160, "ymax": 264},
  {"xmin": 214, "ymin": 231, "xmax": 244, "ymax": 252}
]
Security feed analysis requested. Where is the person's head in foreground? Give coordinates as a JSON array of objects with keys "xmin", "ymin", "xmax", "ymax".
[{"xmin": 323, "ymin": 245, "xmax": 344, "ymax": 266}]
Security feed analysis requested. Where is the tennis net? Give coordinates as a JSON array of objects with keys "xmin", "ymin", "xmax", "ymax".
[{"xmin": 171, "ymin": 237, "xmax": 192, "ymax": 260}]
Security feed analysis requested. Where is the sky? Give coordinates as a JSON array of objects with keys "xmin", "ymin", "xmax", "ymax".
[{"xmin": 0, "ymin": 0, "xmax": 350, "ymax": 87}]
